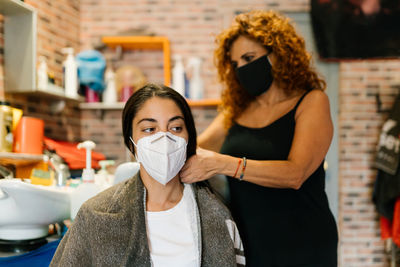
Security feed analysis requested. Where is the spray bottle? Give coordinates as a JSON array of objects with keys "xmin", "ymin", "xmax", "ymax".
[
  {"xmin": 103, "ymin": 65, "xmax": 117, "ymax": 104},
  {"xmin": 70, "ymin": 140, "xmax": 101, "ymax": 220},
  {"xmin": 61, "ymin": 47, "xmax": 78, "ymax": 98},
  {"xmin": 37, "ymin": 56, "xmax": 48, "ymax": 90}
]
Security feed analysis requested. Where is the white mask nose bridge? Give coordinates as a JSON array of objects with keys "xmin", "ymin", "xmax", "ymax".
[
  {"xmin": 150, "ymin": 133, "xmax": 177, "ymax": 144},
  {"xmin": 131, "ymin": 132, "xmax": 178, "ymax": 146}
]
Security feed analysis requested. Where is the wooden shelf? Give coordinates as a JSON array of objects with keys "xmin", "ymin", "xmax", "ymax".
[
  {"xmin": 187, "ymin": 99, "xmax": 221, "ymax": 107},
  {"xmin": 0, "ymin": 152, "xmax": 46, "ymax": 178},
  {"xmin": 0, "ymin": 152, "xmax": 44, "ymax": 167},
  {"xmin": 79, "ymin": 99, "xmax": 221, "ymax": 110},
  {"xmin": 9, "ymin": 85, "xmax": 84, "ymax": 102},
  {"xmin": 102, "ymin": 36, "xmax": 171, "ymax": 86},
  {"xmin": 102, "ymin": 36, "xmax": 168, "ymax": 50}
]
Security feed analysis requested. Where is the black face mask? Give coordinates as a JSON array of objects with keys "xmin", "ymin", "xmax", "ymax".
[{"xmin": 235, "ymin": 55, "xmax": 274, "ymax": 97}]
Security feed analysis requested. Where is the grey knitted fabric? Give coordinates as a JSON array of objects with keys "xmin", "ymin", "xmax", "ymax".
[{"xmin": 50, "ymin": 174, "xmax": 242, "ymax": 266}]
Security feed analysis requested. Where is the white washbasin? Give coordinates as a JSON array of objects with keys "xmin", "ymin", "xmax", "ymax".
[
  {"xmin": 0, "ymin": 179, "xmax": 72, "ymax": 240},
  {"xmin": 0, "ymin": 162, "xmax": 140, "ymax": 241}
]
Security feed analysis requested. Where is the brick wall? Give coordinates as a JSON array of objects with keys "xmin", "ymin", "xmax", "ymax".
[{"xmin": 339, "ymin": 60, "xmax": 400, "ymax": 266}]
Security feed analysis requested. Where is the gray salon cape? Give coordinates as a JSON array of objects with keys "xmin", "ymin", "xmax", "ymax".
[{"xmin": 50, "ymin": 174, "xmax": 245, "ymax": 266}]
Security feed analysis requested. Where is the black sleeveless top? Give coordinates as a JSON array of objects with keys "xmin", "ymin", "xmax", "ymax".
[{"xmin": 220, "ymin": 92, "xmax": 338, "ymax": 267}]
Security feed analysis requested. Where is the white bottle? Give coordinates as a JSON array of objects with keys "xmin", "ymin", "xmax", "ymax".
[
  {"xmin": 103, "ymin": 66, "xmax": 117, "ymax": 104},
  {"xmin": 70, "ymin": 140, "xmax": 101, "ymax": 220},
  {"xmin": 172, "ymin": 54, "xmax": 186, "ymax": 96},
  {"xmin": 95, "ymin": 160, "xmax": 115, "ymax": 187},
  {"xmin": 187, "ymin": 57, "xmax": 204, "ymax": 100},
  {"xmin": 61, "ymin": 47, "xmax": 78, "ymax": 98},
  {"xmin": 37, "ymin": 56, "xmax": 48, "ymax": 90}
]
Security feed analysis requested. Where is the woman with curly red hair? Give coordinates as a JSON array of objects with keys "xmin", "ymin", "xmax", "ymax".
[{"xmin": 181, "ymin": 10, "xmax": 338, "ymax": 266}]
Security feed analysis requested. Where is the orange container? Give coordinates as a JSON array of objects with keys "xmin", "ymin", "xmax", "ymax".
[{"xmin": 13, "ymin": 116, "xmax": 44, "ymax": 154}]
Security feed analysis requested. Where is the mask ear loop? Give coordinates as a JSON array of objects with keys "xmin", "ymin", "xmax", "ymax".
[
  {"xmin": 129, "ymin": 137, "xmax": 138, "ymax": 159},
  {"xmin": 129, "ymin": 136, "xmax": 137, "ymax": 147}
]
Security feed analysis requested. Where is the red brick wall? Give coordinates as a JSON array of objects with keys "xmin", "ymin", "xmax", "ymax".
[
  {"xmin": 81, "ymin": 109, "xmax": 126, "ymax": 165},
  {"xmin": 339, "ymin": 60, "xmax": 400, "ymax": 266}
]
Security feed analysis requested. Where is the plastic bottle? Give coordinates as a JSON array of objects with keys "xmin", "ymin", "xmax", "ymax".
[
  {"xmin": 172, "ymin": 54, "xmax": 186, "ymax": 96},
  {"xmin": 37, "ymin": 56, "xmax": 48, "ymax": 90},
  {"xmin": 61, "ymin": 47, "xmax": 78, "ymax": 98},
  {"xmin": 0, "ymin": 101, "xmax": 13, "ymax": 152},
  {"xmin": 95, "ymin": 160, "xmax": 115, "ymax": 187},
  {"xmin": 103, "ymin": 66, "xmax": 117, "ymax": 104},
  {"xmin": 187, "ymin": 57, "xmax": 204, "ymax": 100},
  {"xmin": 70, "ymin": 140, "xmax": 101, "ymax": 220}
]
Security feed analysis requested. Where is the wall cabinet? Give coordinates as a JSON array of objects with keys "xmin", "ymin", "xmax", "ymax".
[
  {"xmin": 0, "ymin": 0, "xmax": 82, "ymax": 101},
  {"xmin": 0, "ymin": 0, "xmax": 36, "ymax": 93}
]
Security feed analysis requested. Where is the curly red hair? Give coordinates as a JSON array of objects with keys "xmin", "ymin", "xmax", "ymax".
[{"xmin": 214, "ymin": 10, "xmax": 326, "ymax": 128}]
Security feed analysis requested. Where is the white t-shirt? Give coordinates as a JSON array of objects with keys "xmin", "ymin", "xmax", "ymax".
[{"xmin": 146, "ymin": 184, "xmax": 199, "ymax": 267}]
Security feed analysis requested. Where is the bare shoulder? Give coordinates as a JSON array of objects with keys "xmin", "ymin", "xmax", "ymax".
[
  {"xmin": 297, "ymin": 90, "xmax": 330, "ymax": 114},
  {"xmin": 304, "ymin": 89, "xmax": 329, "ymax": 103}
]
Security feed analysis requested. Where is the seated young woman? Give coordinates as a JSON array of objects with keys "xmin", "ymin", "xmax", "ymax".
[{"xmin": 50, "ymin": 83, "xmax": 245, "ymax": 267}]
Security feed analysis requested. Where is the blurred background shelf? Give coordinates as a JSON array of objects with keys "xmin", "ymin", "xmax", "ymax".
[
  {"xmin": 0, "ymin": 152, "xmax": 44, "ymax": 167},
  {"xmin": 0, "ymin": 152, "xmax": 45, "ymax": 178},
  {"xmin": 187, "ymin": 99, "xmax": 221, "ymax": 107},
  {"xmin": 79, "ymin": 99, "xmax": 221, "ymax": 109},
  {"xmin": 9, "ymin": 85, "xmax": 84, "ymax": 102},
  {"xmin": 102, "ymin": 36, "xmax": 171, "ymax": 86}
]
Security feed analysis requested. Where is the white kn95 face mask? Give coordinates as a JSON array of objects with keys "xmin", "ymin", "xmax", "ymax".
[{"xmin": 130, "ymin": 131, "xmax": 187, "ymax": 185}]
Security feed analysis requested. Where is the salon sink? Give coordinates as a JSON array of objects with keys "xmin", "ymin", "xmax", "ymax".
[{"xmin": 0, "ymin": 179, "xmax": 72, "ymax": 241}]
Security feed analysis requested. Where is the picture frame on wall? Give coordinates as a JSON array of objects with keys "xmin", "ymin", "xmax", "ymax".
[{"xmin": 311, "ymin": 0, "xmax": 400, "ymax": 60}]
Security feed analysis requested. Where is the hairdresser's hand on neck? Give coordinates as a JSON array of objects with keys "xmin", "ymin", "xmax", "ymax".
[{"xmin": 141, "ymin": 167, "xmax": 184, "ymax": 212}]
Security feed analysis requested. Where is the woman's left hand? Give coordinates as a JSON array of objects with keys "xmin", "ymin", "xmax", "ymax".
[{"xmin": 180, "ymin": 147, "xmax": 219, "ymax": 183}]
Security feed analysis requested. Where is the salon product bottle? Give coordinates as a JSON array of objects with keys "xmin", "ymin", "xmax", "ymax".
[
  {"xmin": 187, "ymin": 57, "xmax": 204, "ymax": 100},
  {"xmin": 95, "ymin": 160, "xmax": 115, "ymax": 188},
  {"xmin": 103, "ymin": 66, "xmax": 117, "ymax": 104},
  {"xmin": 0, "ymin": 101, "xmax": 13, "ymax": 152},
  {"xmin": 172, "ymin": 54, "xmax": 186, "ymax": 96},
  {"xmin": 61, "ymin": 47, "xmax": 78, "ymax": 98},
  {"xmin": 70, "ymin": 140, "xmax": 101, "ymax": 220},
  {"xmin": 37, "ymin": 56, "xmax": 48, "ymax": 90}
]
